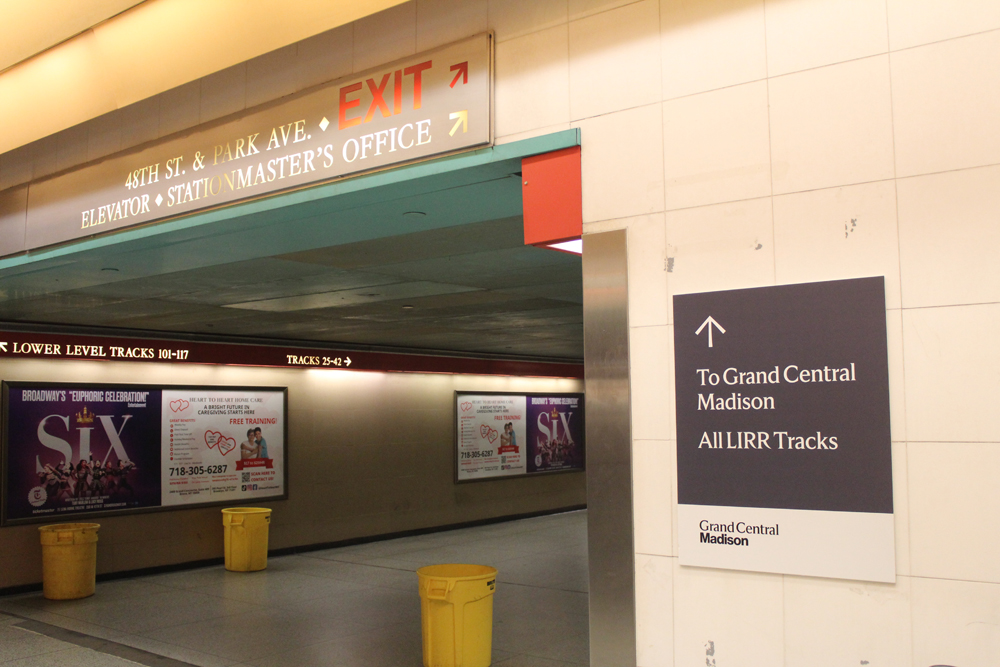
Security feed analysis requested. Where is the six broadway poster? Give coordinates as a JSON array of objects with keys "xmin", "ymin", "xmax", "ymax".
[
  {"xmin": 456, "ymin": 392, "xmax": 584, "ymax": 482},
  {"xmin": 3, "ymin": 383, "xmax": 286, "ymax": 524}
]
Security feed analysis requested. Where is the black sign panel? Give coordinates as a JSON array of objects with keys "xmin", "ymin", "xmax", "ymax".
[{"xmin": 673, "ymin": 277, "xmax": 892, "ymax": 514}]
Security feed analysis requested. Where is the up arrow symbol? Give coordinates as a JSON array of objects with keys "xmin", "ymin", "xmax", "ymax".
[{"xmin": 695, "ymin": 316, "xmax": 726, "ymax": 348}]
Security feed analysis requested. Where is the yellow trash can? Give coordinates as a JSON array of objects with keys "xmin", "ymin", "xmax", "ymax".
[
  {"xmin": 221, "ymin": 508, "xmax": 271, "ymax": 572},
  {"xmin": 417, "ymin": 564, "xmax": 498, "ymax": 667},
  {"xmin": 38, "ymin": 523, "xmax": 100, "ymax": 600}
]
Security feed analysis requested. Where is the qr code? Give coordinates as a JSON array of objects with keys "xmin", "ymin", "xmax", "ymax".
[{"xmin": 242, "ymin": 473, "xmax": 250, "ymax": 482}]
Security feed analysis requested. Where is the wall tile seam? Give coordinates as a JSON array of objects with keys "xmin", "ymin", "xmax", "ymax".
[
  {"xmin": 898, "ymin": 426, "xmax": 915, "ymax": 584},
  {"xmin": 487, "ymin": 4, "xmax": 569, "ymax": 45},
  {"xmin": 763, "ymin": 51, "xmax": 890, "ymax": 86},
  {"xmin": 583, "ymin": 222, "xmax": 632, "ymax": 234},
  {"xmin": 904, "ymin": 573, "xmax": 1000, "ymax": 587},
  {"xmin": 664, "ymin": 187, "xmax": 778, "ymax": 214},
  {"xmin": 903, "ymin": 440, "xmax": 1000, "ymax": 445},
  {"xmin": 895, "ymin": 160, "xmax": 1000, "ymax": 183},
  {"xmin": 771, "ymin": 175, "xmax": 902, "ymax": 200},
  {"xmin": 661, "ymin": 194, "xmax": 778, "ymax": 221},
  {"xmin": 899, "ymin": 301, "xmax": 1000, "ymax": 312},
  {"xmin": 492, "ymin": 29, "xmax": 563, "ymax": 45},
  {"xmin": 768, "ymin": 45, "xmax": 894, "ymax": 81},
  {"xmin": 882, "ymin": 19, "xmax": 910, "ymax": 462},
  {"xmin": 494, "ymin": 125, "xmax": 575, "ymax": 145},
  {"xmin": 763, "ymin": 34, "xmax": 780, "ymax": 287},
  {"xmin": 569, "ymin": 99, "xmax": 663, "ymax": 126},
  {"xmin": 568, "ymin": 0, "xmax": 647, "ymax": 24},
  {"xmin": 886, "ymin": 24, "xmax": 1000, "ymax": 56},
  {"xmin": 659, "ymin": 75, "xmax": 772, "ymax": 107}
]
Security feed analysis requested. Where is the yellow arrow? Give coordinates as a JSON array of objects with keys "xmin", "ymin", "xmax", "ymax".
[{"xmin": 449, "ymin": 110, "xmax": 468, "ymax": 136}]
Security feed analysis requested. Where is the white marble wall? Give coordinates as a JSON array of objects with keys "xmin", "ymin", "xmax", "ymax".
[{"xmin": 474, "ymin": 0, "xmax": 1000, "ymax": 664}]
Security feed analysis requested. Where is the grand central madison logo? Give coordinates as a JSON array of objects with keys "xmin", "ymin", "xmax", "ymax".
[{"xmin": 699, "ymin": 520, "xmax": 779, "ymax": 546}]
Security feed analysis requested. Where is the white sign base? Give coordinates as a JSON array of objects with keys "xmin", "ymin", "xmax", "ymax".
[{"xmin": 678, "ymin": 504, "xmax": 895, "ymax": 583}]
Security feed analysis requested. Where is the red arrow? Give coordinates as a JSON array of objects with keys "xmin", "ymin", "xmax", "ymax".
[{"xmin": 450, "ymin": 62, "xmax": 468, "ymax": 88}]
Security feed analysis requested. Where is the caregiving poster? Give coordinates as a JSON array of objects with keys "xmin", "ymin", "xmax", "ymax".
[
  {"xmin": 1, "ymin": 383, "xmax": 286, "ymax": 525},
  {"xmin": 455, "ymin": 392, "xmax": 585, "ymax": 482}
]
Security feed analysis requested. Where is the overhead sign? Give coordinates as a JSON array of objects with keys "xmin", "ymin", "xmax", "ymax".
[
  {"xmin": 16, "ymin": 33, "xmax": 492, "ymax": 254},
  {"xmin": 673, "ymin": 277, "xmax": 894, "ymax": 582},
  {"xmin": 0, "ymin": 329, "xmax": 582, "ymax": 379},
  {"xmin": 455, "ymin": 392, "xmax": 585, "ymax": 482},
  {"xmin": 2, "ymin": 382, "xmax": 287, "ymax": 525}
]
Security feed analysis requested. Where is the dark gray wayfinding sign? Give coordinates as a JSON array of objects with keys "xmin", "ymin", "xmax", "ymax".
[
  {"xmin": 673, "ymin": 277, "xmax": 894, "ymax": 582},
  {"xmin": 18, "ymin": 33, "xmax": 492, "ymax": 254}
]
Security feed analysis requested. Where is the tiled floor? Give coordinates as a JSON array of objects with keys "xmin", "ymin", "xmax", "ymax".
[{"xmin": 0, "ymin": 510, "xmax": 589, "ymax": 667}]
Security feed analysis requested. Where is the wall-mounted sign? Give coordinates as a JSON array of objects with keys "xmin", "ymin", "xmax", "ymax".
[
  {"xmin": 673, "ymin": 277, "xmax": 894, "ymax": 583},
  {"xmin": 455, "ymin": 392, "xmax": 584, "ymax": 482},
  {"xmin": 2, "ymin": 382, "xmax": 287, "ymax": 525},
  {"xmin": 11, "ymin": 33, "xmax": 492, "ymax": 255},
  {"xmin": 0, "ymin": 329, "xmax": 582, "ymax": 379}
]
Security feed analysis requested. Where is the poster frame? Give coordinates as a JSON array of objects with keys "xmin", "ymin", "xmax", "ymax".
[
  {"xmin": 453, "ymin": 390, "xmax": 586, "ymax": 484},
  {"xmin": 1, "ymin": 381, "xmax": 289, "ymax": 527}
]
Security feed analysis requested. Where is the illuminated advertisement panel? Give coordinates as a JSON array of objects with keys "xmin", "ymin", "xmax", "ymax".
[{"xmin": 2, "ymin": 383, "xmax": 287, "ymax": 525}]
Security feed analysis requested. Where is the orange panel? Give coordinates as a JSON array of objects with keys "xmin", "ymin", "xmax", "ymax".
[{"xmin": 522, "ymin": 146, "xmax": 582, "ymax": 246}]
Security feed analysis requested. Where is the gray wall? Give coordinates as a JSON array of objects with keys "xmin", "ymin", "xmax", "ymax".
[{"xmin": 0, "ymin": 357, "xmax": 584, "ymax": 589}]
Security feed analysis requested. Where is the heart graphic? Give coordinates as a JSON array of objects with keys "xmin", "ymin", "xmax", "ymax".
[
  {"xmin": 216, "ymin": 436, "xmax": 237, "ymax": 456},
  {"xmin": 487, "ymin": 428, "xmax": 498, "ymax": 444},
  {"xmin": 204, "ymin": 430, "xmax": 222, "ymax": 449},
  {"xmin": 480, "ymin": 424, "xmax": 489, "ymax": 438},
  {"xmin": 461, "ymin": 402, "xmax": 473, "ymax": 412},
  {"xmin": 169, "ymin": 399, "xmax": 190, "ymax": 412}
]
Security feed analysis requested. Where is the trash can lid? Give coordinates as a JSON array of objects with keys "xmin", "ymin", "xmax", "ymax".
[
  {"xmin": 417, "ymin": 564, "xmax": 498, "ymax": 580},
  {"xmin": 38, "ymin": 523, "xmax": 100, "ymax": 533},
  {"xmin": 38, "ymin": 523, "xmax": 100, "ymax": 545}
]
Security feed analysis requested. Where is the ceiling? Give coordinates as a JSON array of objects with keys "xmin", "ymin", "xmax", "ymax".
[
  {"xmin": 0, "ymin": 136, "xmax": 583, "ymax": 361},
  {"xmin": 0, "ymin": 0, "xmax": 409, "ymax": 154},
  {"xmin": 0, "ymin": 0, "xmax": 146, "ymax": 73}
]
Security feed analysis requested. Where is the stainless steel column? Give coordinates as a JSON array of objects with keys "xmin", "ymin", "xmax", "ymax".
[{"xmin": 583, "ymin": 230, "xmax": 636, "ymax": 666}]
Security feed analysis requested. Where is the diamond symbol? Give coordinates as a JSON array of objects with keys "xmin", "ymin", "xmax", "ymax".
[
  {"xmin": 319, "ymin": 117, "xmax": 330, "ymax": 131},
  {"xmin": 155, "ymin": 194, "xmax": 163, "ymax": 206}
]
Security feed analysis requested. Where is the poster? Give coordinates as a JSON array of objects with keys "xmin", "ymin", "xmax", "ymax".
[
  {"xmin": 672, "ymin": 277, "xmax": 894, "ymax": 582},
  {"xmin": 2, "ymin": 383, "xmax": 286, "ymax": 525},
  {"xmin": 456, "ymin": 392, "xmax": 584, "ymax": 482},
  {"xmin": 456, "ymin": 394, "xmax": 527, "ymax": 481},
  {"xmin": 526, "ymin": 395, "xmax": 584, "ymax": 473},
  {"xmin": 4, "ymin": 386, "xmax": 162, "ymax": 522},
  {"xmin": 161, "ymin": 389, "xmax": 285, "ymax": 506}
]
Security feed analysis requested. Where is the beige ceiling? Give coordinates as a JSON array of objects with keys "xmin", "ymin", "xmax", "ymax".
[
  {"xmin": 0, "ymin": 0, "xmax": 146, "ymax": 73},
  {"xmin": 0, "ymin": 0, "xmax": 408, "ymax": 155}
]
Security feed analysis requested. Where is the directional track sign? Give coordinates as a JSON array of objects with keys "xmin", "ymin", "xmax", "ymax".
[{"xmin": 672, "ymin": 277, "xmax": 894, "ymax": 583}]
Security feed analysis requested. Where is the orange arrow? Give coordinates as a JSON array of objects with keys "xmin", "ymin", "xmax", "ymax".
[
  {"xmin": 450, "ymin": 61, "xmax": 468, "ymax": 88},
  {"xmin": 449, "ymin": 110, "xmax": 468, "ymax": 136}
]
